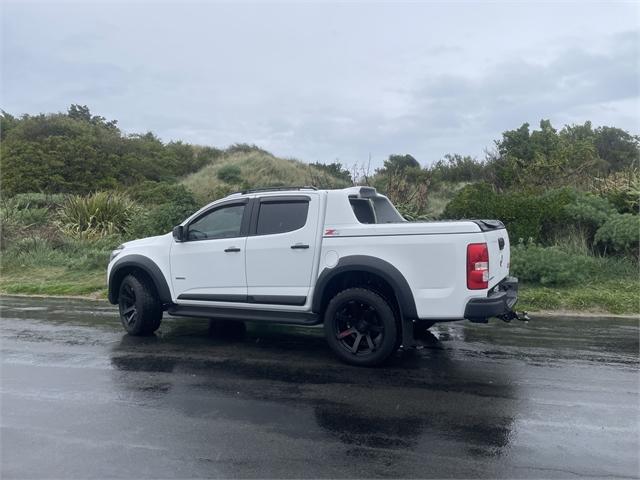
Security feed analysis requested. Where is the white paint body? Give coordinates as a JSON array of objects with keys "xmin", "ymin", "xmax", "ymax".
[{"xmin": 107, "ymin": 187, "xmax": 511, "ymax": 320}]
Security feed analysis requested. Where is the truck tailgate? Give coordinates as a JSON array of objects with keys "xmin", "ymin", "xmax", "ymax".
[{"xmin": 477, "ymin": 223, "xmax": 510, "ymax": 289}]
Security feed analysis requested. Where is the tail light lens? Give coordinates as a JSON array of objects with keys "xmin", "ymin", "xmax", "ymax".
[{"xmin": 467, "ymin": 243, "xmax": 489, "ymax": 289}]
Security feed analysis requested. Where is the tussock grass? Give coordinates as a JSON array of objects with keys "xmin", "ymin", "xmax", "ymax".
[{"xmin": 181, "ymin": 151, "xmax": 351, "ymax": 203}]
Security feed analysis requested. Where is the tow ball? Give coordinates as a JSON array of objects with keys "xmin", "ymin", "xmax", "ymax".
[{"xmin": 498, "ymin": 310, "xmax": 530, "ymax": 323}]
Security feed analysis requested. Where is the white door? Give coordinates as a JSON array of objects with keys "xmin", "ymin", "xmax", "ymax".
[
  {"xmin": 170, "ymin": 202, "xmax": 248, "ymax": 302},
  {"xmin": 245, "ymin": 196, "xmax": 319, "ymax": 306}
]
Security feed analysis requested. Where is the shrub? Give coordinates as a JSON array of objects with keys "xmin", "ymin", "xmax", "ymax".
[
  {"xmin": 429, "ymin": 154, "xmax": 487, "ymax": 183},
  {"xmin": 591, "ymin": 168, "xmax": 640, "ymax": 214},
  {"xmin": 126, "ymin": 181, "xmax": 199, "ymax": 237},
  {"xmin": 594, "ymin": 214, "xmax": 640, "ymax": 256},
  {"xmin": 58, "ymin": 192, "xmax": 137, "ymax": 239},
  {"xmin": 127, "ymin": 181, "xmax": 194, "ymax": 206},
  {"xmin": 128, "ymin": 199, "xmax": 199, "ymax": 238},
  {"xmin": 216, "ymin": 164, "xmax": 243, "ymax": 184},
  {"xmin": 442, "ymin": 183, "xmax": 556, "ymax": 241},
  {"xmin": 442, "ymin": 185, "xmax": 621, "ymax": 245},
  {"xmin": 510, "ymin": 242, "xmax": 598, "ymax": 286},
  {"xmin": 563, "ymin": 193, "xmax": 617, "ymax": 238}
]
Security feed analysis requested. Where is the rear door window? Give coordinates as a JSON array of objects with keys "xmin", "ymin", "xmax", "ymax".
[{"xmin": 256, "ymin": 201, "xmax": 309, "ymax": 235}]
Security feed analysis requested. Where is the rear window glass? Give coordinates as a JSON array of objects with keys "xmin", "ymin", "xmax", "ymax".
[
  {"xmin": 350, "ymin": 198, "xmax": 376, "ymax": 224},
  {"xmin": 256, "ymin": 201, "xmax": 309, "ymax": 235}
]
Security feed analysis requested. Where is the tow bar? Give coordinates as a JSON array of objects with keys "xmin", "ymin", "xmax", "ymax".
[{"xmin": 498, "ymin": 310, "xmax": 530, "ymax": 323}]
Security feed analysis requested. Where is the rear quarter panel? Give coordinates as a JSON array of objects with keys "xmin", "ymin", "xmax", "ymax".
[{"xmin": 318, "ymin": 228, "xmax": 491, "ymax": 319}]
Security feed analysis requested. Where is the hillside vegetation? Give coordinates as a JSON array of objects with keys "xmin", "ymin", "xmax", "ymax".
[
  {"xmin": 0, "ymin": 105, "xmax": 638, "ymax": 314},
  {"xmin": 182, "ymin": 148, "xmax": 351, "ymax": 204},
  {"xmin": 0, "ymin": 105, "xmax": 221, "ymax": 194}
]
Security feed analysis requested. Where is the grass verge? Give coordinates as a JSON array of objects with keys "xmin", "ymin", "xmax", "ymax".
[
  {"xmin": 1, "ymin": 265, "xmax": 636, "ymax": 315},
  {"xmin": 0, "ymin": 267, "xmax": 107, "ymax": 298},
  {"xmin": 518, "ymin": 279, "xmax": 639, "ymax": 315}
]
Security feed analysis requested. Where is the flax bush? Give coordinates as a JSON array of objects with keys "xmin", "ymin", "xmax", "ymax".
[{"xmin": 58, "ymin": 192, "xmax": 137, "ymax": 239}]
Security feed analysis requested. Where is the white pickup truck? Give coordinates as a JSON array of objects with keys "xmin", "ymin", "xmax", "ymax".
[{"xmin": 107, "ymin": 186, "xmax": 522, "ymax": 366}]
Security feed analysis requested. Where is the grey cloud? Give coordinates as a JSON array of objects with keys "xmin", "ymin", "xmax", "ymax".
[{"xmin": 1, "ymin": 2, "xmax": 638, "ymax": 169}]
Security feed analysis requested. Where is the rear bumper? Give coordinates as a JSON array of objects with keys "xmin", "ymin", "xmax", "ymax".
[{"xmin": 464, "ymin": 276, "xmax": 518, "ymax": 321}]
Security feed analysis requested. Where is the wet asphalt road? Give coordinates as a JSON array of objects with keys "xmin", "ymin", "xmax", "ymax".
[{"xmin": 1, "ymin": 296, "xmax": 638, "ymax": 479}]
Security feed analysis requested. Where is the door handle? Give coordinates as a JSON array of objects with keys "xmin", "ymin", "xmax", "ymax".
[
  {"xmin": 224, "ymin": 247, "xmax": 241, "ymax": 252},
  {"xmin": 291, "ymin": 244, "xmax": 309, "ymax": 249}
]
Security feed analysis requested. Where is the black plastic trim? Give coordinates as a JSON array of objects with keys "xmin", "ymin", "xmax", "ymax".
[
  {"xmin": 176, "ymin": 293, "xmax": 307, "ymax": 306},
  {"xmin": 240, "ymin": 186, "xmax": 317, "ymax": 194},
  {"xmin": 167, "ymin": 305, "xmax": 320, "ymax": 325},
  {"xmin": 312, "ymin": 255, "xmax": 418, "ymax": 319},
  {"xmin": 178, "ymin": 293, "xmax": 247, "ymax": 303},
  {"xmin": 248, "ymin": 295, "xmax": 307, "ymax": 306},
  {"xmin": 258, "ymin": 195, "xmax": 311, "ymax": 204},
  {"xmin": 471, "ymin": 219, "xmax": 505, "ymax": 231},
  {"xmin": 464, "ymin": 276, "xmax": 519, "ymax": 320},
  {"xmin": 108, "ymin": 255, "xmax": 172, "ymax": 305}
]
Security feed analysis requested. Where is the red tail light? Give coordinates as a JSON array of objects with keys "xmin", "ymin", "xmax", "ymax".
[{"xmin": 467, "ymin": 243, "xmax": 489, "ymax": 289}]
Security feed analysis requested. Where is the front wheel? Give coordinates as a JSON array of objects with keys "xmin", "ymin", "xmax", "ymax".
[
  {"xmin": 118, "ymin": 274, "xmax": 162, "ymax": 335},
  {"xmin": 323, "ymin": 288, "xmax": 398, "ymax": 366}
]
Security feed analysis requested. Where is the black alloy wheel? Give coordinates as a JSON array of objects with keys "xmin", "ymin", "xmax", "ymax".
[
  {"xmin": 119, "ymin": 282, "xmax": 138, "ymax": 326},
  {"xmin": 334, "ymin": 300, "xmax": 384, "ymax": 355},
  {"xmin": 324, "ymin": 288, "xmax": 398, "ymax": 366}
]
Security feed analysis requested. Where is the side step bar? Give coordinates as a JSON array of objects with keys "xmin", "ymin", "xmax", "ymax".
[{"xmin": 167, "ymin": 304, "xmax": 321, "ymax": 326}]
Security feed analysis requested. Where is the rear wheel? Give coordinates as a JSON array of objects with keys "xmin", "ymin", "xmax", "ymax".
[
  {"xmin": 323, "ymin": 288, "xmax": 398, "ymax": 366},
  {"xmin": 118, "ymin": 274, "xmax": 162, "ymax": 335}
]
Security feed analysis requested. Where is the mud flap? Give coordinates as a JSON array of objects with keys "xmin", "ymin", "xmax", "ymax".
[{"xmin": 400, "ymin": 318, "xmax": 417, "ymax": 348}]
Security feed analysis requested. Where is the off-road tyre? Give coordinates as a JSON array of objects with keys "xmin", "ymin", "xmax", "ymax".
[
  {"xmin": 324, "ymin": 287, "xmax": 398, "ymax": 366},
  {"xmin": 118, "ymin": 274, "xmax": 162, "ymax": 335}
]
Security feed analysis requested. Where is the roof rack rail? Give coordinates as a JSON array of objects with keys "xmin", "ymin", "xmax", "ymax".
[{"xmin": 238, "ymin": 185, "xmax": 318, "ymax": 194}]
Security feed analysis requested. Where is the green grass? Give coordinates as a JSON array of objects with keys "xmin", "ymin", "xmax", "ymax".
[
  {"xmin": 0, "ymin": 234, "xmax": 113, "ymax": 298},
  {"xmin": 511, "ymin": 242, "xmax": 639, "ymax": 314},
  {"xmin": 0, "ymin": 267, "xmax": 107, "ymax": 297},
  {"xmin": 518, "ymin": 279, "xmax": 639, "ymax": 314}
]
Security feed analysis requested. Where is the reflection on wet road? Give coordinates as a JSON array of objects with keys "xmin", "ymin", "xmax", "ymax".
[{"xmin": 1, "ymin": 296, "xmax": 638, "ymax": 478}]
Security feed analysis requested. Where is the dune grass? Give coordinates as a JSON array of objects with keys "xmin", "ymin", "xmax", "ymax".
[{"xmin": 181, "ymin": 150, "xmax": 351, "ymax": 203}]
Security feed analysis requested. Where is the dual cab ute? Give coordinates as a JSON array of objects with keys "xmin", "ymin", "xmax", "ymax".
[{"xmin": 107, "ymin": 186, "xmax": 523, "ymax": 366}]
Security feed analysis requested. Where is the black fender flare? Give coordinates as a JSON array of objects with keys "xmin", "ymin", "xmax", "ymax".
[
  {"xmin": 312, "ymin": 255, "xmax": 418, "ymax": 320},
  {"xmin": 108, "ymin": 254, "xmax": 172, "ymax": 305}
]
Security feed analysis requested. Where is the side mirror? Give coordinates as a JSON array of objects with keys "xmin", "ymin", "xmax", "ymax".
[{"xmin": 172, "ymin": 225, "xmax": 185, "ymax": 242}]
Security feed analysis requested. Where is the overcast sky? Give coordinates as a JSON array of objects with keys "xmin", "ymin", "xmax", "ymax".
[{"xmin": 2, "ymin": 1, "xmax": 639, "ymax": 168}]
